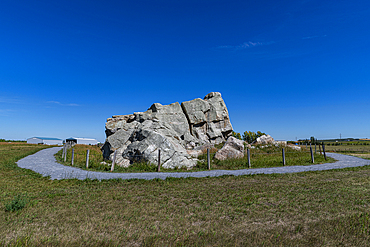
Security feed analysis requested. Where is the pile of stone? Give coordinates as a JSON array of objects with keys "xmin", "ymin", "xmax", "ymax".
[
  {"xmin": 102, "ymin": 92, "xmax": 233, "ymax": 169},
  {"xmin": 212, "ymin": 134, "xmax": 302, "ymax": 160}
]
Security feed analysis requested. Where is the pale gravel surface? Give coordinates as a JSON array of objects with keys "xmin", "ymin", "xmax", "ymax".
[{"xmin": 16, "ymin": 147, "xmax": 370, "ymax": 180}]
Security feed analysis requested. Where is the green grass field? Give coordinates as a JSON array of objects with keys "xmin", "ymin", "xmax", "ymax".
[
  {"xmin": 1, "ymin": 143, "xmax": 370, "ymax": 246},
  {"xmin": 316, "ymin": 141, "xmax": 370, "ymax": 153}
]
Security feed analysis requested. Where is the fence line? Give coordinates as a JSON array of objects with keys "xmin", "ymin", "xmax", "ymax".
[{"xmin": 59, "ymin": 144, "xmax": 331, "ymax": 172}]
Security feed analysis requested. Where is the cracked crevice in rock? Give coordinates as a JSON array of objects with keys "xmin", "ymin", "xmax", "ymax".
[{"xmin": 102, "ymin": 92, "xmax": 233, "ymax": 169}]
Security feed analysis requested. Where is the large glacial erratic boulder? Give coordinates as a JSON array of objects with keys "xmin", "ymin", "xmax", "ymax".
[{"xmin": 102, "ymin": 92, "xmax": 233, "ymax": 169}]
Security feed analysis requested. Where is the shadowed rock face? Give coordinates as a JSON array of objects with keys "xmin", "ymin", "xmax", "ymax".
[{"xmin": 102, "ymin": 92, "xmax": 233, "ymax": 169}]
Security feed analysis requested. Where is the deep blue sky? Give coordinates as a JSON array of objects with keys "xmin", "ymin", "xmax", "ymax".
[{"xmin": 1, "ymin": 0, "xmax": 370, "ymax": 142}]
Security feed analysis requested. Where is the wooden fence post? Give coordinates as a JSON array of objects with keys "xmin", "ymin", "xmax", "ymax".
[
  {"xmin": 64, "ymin": 146, "xmax": 67, "ymax": 162},
  {"xmin": 207, "ymin": 148, "xmax": 211, "ymax": 170},
  {"xmin": 86, "ymin": 149, "xmax": 90, "ymax": 168},
  {"xmin": 319, "ymin": 144, "xmax": 322, "ymax": 155},
  {"xmin": 247, "ymin": 149, "xmax": 251, "ymax": 168},
  {"xmin": 62, "ymin": 145, "xmax": 65, "ymax": 159},
  {"xmin": 111, "ymin": 150, "xmax": 117, "ymax": 172},
  {"xmin": 310, "ymin": 144, "xmax": 314, "ymax": 163},
  {"xmin": 282, "ymin": 148, "xmax": 286, "ymax": 166},
  {"xmin": 157, "ymin": 149, "xmax": 161, "ymax": 172},
  {"xmin": 322, "ymin": 142, "xmax": 327, "ymax": 160},
  {"xmin": 71, "ymin": 148, "xmax": 74, "ymax": 166},
  {"xmin": 315, "ymin": 143, "xmax": 317, "ymax": 153}
]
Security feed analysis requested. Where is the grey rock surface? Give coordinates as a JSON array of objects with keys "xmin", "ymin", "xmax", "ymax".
[
  {"xmin": 214, "ymin": 136, "xmax": 245, "ymax": 160},
  {"xmin": 287, "ymin": 144, "xmax": 301, "ymax": 151},
  {"xmin": 102, "ymin": 92, "xmax": 233, "ymax": 169},
  {"xmin": 16, "ymin": 147, "xmax": 370, "ymax": 181},
  {"xmin": 255, "ymin": 134, "xmax": 275, "ymax": 144},
  {"xmin": 181, "ymin": 92, "xmax": 232, "ymax": 144}
]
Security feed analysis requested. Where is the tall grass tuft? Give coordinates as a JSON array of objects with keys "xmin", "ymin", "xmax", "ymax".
[{"xmin": 4, "ymin": 194, "xmax": 28, "ymax": 212}]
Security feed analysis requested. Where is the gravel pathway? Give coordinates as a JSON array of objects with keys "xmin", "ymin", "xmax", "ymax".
[{"xmin": 16, "ymin": 147, "xmax": 370, "ymax": 180}]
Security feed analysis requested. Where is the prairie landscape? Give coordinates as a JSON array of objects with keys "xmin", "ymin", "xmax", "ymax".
[
  {"xmin": 1, "ymin": 143, "xmax": 370, "ymax": 246},
  {"xmin": 2, "ymin": 0, "xmax": 370, "ymax": 245}
]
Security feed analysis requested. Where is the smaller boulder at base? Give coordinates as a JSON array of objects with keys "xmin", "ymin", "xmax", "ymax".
[
  {"xmin": 255, "ymin": 134, "xmax": 274, "ymax": 144},
  {"xmin": 214, "ymin": 136, "xmax": 246, "ymax": 160},
  {"xmin": 287, "ymin": 144, "xmax": 301, "ymax": 151}
]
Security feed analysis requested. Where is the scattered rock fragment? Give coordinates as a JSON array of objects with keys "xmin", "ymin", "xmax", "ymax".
[{"xmin": 214, "ymin": 136, "xmax": 246, "ymax": 160}]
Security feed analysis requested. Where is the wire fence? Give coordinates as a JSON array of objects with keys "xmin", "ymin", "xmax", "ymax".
[{"xmin": 59, "ymin": 143, "xmax": 331, "ymax": 172}]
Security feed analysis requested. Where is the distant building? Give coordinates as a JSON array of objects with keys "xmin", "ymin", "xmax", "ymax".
[
  {"xmin": 65, "ymin": 137, "xmax": 99, "ymax": 145},
  {"xmin": 27, "ymin": 137, "xmax": 63, "ymax": 145}
]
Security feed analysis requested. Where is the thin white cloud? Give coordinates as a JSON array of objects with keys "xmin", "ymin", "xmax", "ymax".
[
  {"xmin": 216, "ymin": 41, "xmax": 274, "ymax": 50},
  {"xmin": 238, "ymin": 41, "xmax": 263, "ymax": 48},
  {"xmin": 302, "ymin": 34, "xmax": 327, "ymax": 40},
  {"xmin": 48, "ymin": 101, "xmax": 61, "ymax": 104},
  {"xmin": 217, "ymin": 45, "xmax": 234, "ymax": 49},
  {"xmin": 47, "ymin": 101, "xmax": 80, "ymax": 107}
]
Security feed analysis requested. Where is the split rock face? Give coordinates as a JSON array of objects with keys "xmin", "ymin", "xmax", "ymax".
[{"xmin": 102, "ymin": 92, "xmax": 233, "ymax": 169}]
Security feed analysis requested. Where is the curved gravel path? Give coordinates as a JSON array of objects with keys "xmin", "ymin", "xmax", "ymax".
[{"xmin": 16, "ymin": 147, "xmax": 370, "ymax": 180}]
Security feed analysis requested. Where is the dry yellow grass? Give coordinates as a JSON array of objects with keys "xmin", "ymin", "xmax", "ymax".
[{"xmin": 350, "ymin": 153, "xmax": 370, "ymax": 159}]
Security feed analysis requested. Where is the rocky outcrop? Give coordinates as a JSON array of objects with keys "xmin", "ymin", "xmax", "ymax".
[
  {"xmin": 102, "ymin": 92, "xmax": 233, "ymax": 169},
  {"xmin": 214, "ymin": 136, "xmax": 245, "ymax": 160}
]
